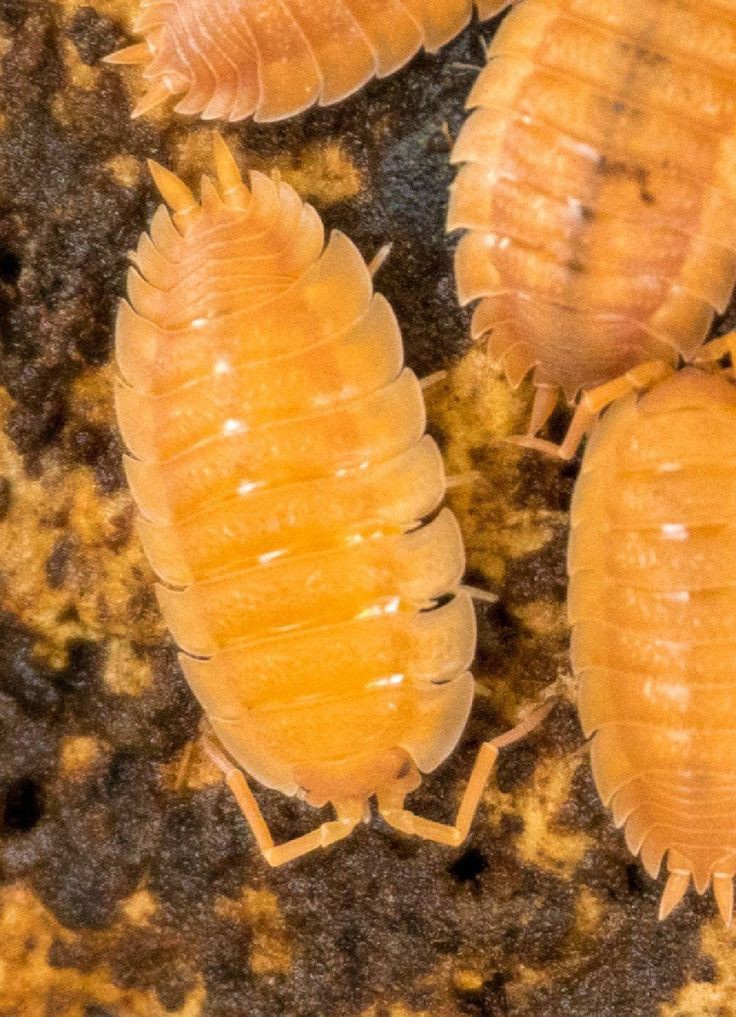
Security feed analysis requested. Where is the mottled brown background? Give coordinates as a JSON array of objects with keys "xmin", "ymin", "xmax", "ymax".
[{"xmin": 0, "ymin": 1, "xmax": 735, "ymax": 1015}]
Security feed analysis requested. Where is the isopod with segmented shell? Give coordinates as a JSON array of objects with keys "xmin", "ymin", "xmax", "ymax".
[
  {"xmin": 449, "ymin": 0, "xmax": 736, "ymax": 444},
  {"xmin": 564, "ymin": 333, "xmax": 736, "ymax": 926},
  {"xmin": 105, "ymin": 0, "xmax": 510, "ymax": 122},
  {"xmin": 448, "ymin": 0, "xmax": 736, "ymax": 923},
  {"xmin": 114, "ymin": 135, "xmax": 546, "ymax": 865}
]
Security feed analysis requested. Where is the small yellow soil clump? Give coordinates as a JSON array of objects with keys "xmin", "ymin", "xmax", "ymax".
[
  {"xmin": 60, "ymin": 735, "xmax": 102, "ymax": 776},
  {"xmin": 0, "ymin": 883, "xmax": 205, "ymax": 1017},
  {"xmin": 216, "ymin": 888, "xmax": 293, "ymax": 976},
  {"xmin": 105, "ymin": 153, "xmax": 142, "ymax": 188}
]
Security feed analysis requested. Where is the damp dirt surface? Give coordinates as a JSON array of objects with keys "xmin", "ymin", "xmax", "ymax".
[{"xmin": 0, "ymin": 3, "xmax": 735, "ymax": 1016}]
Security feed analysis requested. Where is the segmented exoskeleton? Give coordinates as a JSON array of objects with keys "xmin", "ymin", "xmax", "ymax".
[
  {"xmin": 114, "ymin": 136, "xmax": 545, "ymax": 865},
  {"xmin": 449, "ymin": 0, "xmax": 736, "ymax": 441},
  {"xmin": 566, "ymin": 333, "xmax": 736, "ymax": 926},
  {"xmin": 449, "ymin": 0, "xmax": 736, "ymax": 923},
  {"xmin": 106, "ymin": 0, "xmax": 510, "ymax": 121}
]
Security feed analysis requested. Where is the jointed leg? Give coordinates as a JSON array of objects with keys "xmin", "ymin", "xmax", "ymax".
[
  {"xmin": 175, "ymin": 737, "xmax": 199, "ymax": 791},
  {"xmin": 420, "ymin": 370, "xmax": 448, "ymax": 391},
  {"xmin": 204, "ymin": 738, "xmax": 275, "ymax": 855},
  {"xmin": 507, "ymin": 359, "xmax": 673, "ymax": 460},
  {"xmin": 713, "ymin": 873, "xmax": 734, "ymax": 927},
  {"xmin": 368, "ymin": 243, "xmax": 392, "ymax": 278},
  {"xmin": 203, "ymin": 737, "xmax": 362, "ymax": 866},
  {"xmin": 262, "ymin": 803, "xmax": 363, "ymax": 867},
  {"xmin": 527, "ymin": 384, "xmax": 559, "ymax": 439},
  {"xmin": 462, "ymin": 584, "xmax": 497, "ymax": 605},
  {"xmin": 378, "ymin": 702, "xmax": 552, "ymax": 847},
  {"xmin": 174, "ymin": 714, "xmax": 214, "ymax": 791}
]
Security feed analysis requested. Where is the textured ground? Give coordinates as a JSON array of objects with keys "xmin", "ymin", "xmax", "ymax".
[{"xmin": 1, "ymin": 1, "xmax": 736, "ymax": 1015}]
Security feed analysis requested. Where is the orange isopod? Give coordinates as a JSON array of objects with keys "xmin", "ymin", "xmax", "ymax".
[
  {"xmin": 565, "ymin": 332, "xmax": 736, "ymax": 925},
  {"xmin": 114, "ymin": 135, "xmax": 545, "ymax": 865},
  {"xmin": 448, "ymin": 0, "xmax": 736, "ymax": 447},
  {"xmin": 105, "ymin": 0, "xmax": 509, "ymax": 122}
]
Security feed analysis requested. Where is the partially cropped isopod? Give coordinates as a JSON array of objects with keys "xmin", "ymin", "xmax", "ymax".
[
  {"xmin": 565, "ymin": 331, "xmax": 736, "ymax": 925},
  {"xmin": 114, "ymin": 135, "xmax": 545, "ymax": 865},
  {"xmin": 449, "ymin": 0, "xmax": 736, "ymax": 444},
  {"xmin": 106, "ymin": 0, "xmax": 509, "ymax": 122}
]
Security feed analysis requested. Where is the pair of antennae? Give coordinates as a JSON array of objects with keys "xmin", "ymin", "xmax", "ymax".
[{"xmin": 147, "ymin": 133, "xmax": 246, "ymax": 215}]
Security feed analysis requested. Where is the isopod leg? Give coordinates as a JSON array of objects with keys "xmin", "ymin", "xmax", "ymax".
[
  {"xmin": 262, "ymin": 803, "xmax": 363, "ymax": 867},
  {"xmin": 507, "ymin": 359, "xmax": 673, "ymax": 460},
  {"xmin": 420, "ymin": 370, "xmax": 448, "ymax": 391},
  {"xmin": 509, "ymin": 401, "xmax": 596, "ymax": 461},
  {"xmin": 446, "ymin": 471, "xmax": 481, "ymax": 490},
  {"xmin": 203, "ymin": 737, "xmax": 362, "ymax": 866},
  {"xmin": 462, "ymin": 584, "xmax": 497, "ymax": 604},
  {"xmin": 378, "ymin": 701, "xmax": 551, "ymax": 848},
  {"xmin": 368, "ymin": 243, "xmax": 392, "ymax": 278},
  {"xmin": 713, "ymin": 874, "xmax": 734, "ymax": 927},
  {"xmin": 175, "ymin": 736, "xmax": 199, "ymax": 791},
  {"xmin": 203, "ymin": 737, "xmax": 275, "ymax": 855},
  {"xmin": 526, "ymin": 384, "xmax": 559, "ymax": 440}
]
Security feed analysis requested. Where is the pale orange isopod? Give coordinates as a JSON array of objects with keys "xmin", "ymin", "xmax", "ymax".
[
  {"xmin": 448, "ymin": 0, "xmax": 736, "ymax": 449},
  {"xmin": 105, "ymin": 0, "xmax": 510, "ymax": 122},
  {"xmin": 565, "ymin": 331, "xmax": 736, "ymax": 925},
  {"xmin": 114, "ymin": 135, "xmax": 545, "ymax": 865}
]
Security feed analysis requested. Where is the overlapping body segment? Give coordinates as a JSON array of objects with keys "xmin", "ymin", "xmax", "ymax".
[
  {"xmin": 115, "ymin": 139, "xmax": 476, "ymax": 808},
  {"xmin": 113, "ymin": 137, "xmax": 555, "ymax": 866},
  {"xmin": 450, "ymin": 0, "xmax": 736, "ymax": 408},
  {"xmin": 569, "ymin": 368, "xmax": 736, "ymax": 922},
  {"xmin": 107, "ymin": 0, "xmax": 509, "ymax": 122}
]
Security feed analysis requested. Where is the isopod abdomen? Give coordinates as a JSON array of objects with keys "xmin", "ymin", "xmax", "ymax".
[
  {"xmin": 569, "ymin": 358, "xmax": 736, "ymax": 924},
  {"xmin": 449, "ymin": 0, "xmax": 736, "ymax": 435},
  {"xmin": 106, "ymin": 0, "xmax": 510, "ymax": 122},
  {"xmin": 114, "ymin": 135, "xmax": 544, "ymax": 865}
]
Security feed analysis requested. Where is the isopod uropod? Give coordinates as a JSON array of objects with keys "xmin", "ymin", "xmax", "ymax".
[
  {"xmin": 449, "ymin": 0, "xmax": 736, "ymax": 448},
  {"xmin": 106, "ymin": 0, "xmax": 510, "ymax": 122},
  {"xmin": 565, "ymin": 332, "xmax": 736, "ymax": 925},
  {"xmin": 114, "ymin": 135, "xmax": 545, "ymax": 865}
]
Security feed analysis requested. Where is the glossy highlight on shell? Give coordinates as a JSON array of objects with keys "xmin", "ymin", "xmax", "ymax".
[
  {"xmin": 449, "ymin": 0, "xmax": 736, "ymax": 423},
  {"xmin": 113, "ymin": 135, "xmax": 548, "ymax": 866},
  {"xmin": 569, "ymin": 361, "xmax": 736, "ymax": 926},
  {"xmin": 106, "ymin": 0, "xmax": 511, "ymax": 122}
]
